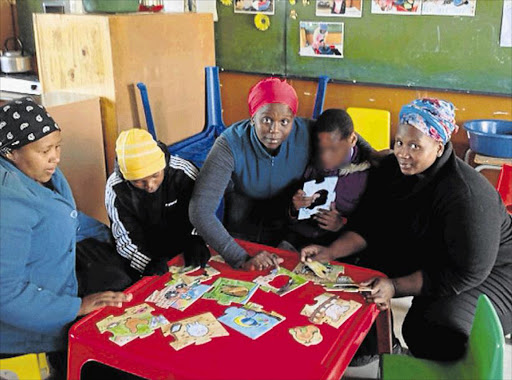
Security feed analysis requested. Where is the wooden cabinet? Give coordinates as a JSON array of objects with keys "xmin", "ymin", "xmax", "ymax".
[{"xmin": 33, "ymin": 13, "xmax": 215, "ymax": 173}]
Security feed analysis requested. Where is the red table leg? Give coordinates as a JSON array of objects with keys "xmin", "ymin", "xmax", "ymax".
[{"xmin": 376, "ymin": 308, "xmax": 392, "ymax": 354}]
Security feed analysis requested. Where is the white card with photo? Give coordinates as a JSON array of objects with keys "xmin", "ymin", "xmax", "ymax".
[
  {"xmin": 234, "ymin": 0, "xmax": 275, "ymax": 15},
  {"xmin": 421, "ymin": 0, "xmax": 476, "ymax": 17},
  {"xmin": 501, "ymin": 0, "xmax": 512, "ymax": 47},
  {"xmin": 316, "ymin": 0, "xmax": 363, "ymax": 18},
  {"xmin": 298, "ymin": 176, "xmax": 338, "ymax": 220},
  {"xmin": 371, "ymin": 0, "xmax": 422, "ymax": 15},
  {"xmin": 299, "ymin": 21, "xmax": 344, "ymax": 58}
]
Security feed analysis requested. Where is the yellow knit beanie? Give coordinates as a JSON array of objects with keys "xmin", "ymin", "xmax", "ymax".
[{"xmin": 115, "ymin": 128, "xmax": 166, "ymax": 181}]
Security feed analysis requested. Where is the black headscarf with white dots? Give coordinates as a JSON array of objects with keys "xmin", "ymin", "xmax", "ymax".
[{"xmin": 0, "ymin": 97, "xmax": 60, "ymax": 155}]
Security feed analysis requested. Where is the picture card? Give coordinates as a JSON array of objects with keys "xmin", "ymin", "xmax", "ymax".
[
  {"xmin": 234, "ymin": 0, "xmax": 275, "ymax": 14},
  {"xmin": 371, "ymin": 0, "xmax": 422, "ymax": 15},
  {"xmin": 161, "ymin": 312, "xmax": 229, "ymax": 350},
  {"xmin": 298, "ymin": 176, "xmax": 338, "ymax": 220},
  {"xmin": 202, "ymin": 277, "xmax": 259, "ymax": 305},
  {"xmin": 299, "ymin": 22, "xmax": 344, "ymax": 58},
  {"xmin": 289, "ymin": 325, "xmax": 323, "ymax": 346},
  {"xmin": 301, "ymin": 293, "xmax": 362, "ymax": 328},
  {"xmin": 421, "ymin": 0, "xmax": 476, "ymax": 16},
  {"xmin": 146, "ymin": 280, "xmax": 211, "ymax": 311},
  {"xmin": 316, "ymin": 0, "xmax": 363, "ymax": 18},
  {"xmin": 293, "ymin": 262, "xmax": 345, "ymax": 285},
  {"xmin": 253, "ymin": 266, "xmax": 308, "ymax": 296},
  {"xmin": 218, "ymin": 303, "xmax": 285, "ymax": 339},
  {"xmin": 96, "ymin": 303, "xmax": 169, "ymax": 346}
]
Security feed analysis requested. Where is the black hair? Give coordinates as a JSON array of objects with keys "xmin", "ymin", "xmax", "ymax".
[{"xmin": 314, "ymin": 108, "xmax": 354, "ymax": 139}]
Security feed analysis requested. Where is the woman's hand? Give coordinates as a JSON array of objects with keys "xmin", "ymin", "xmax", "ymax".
[
  {"xmin": 292, "ymin": 189, "xmax": 319, "ymax": 211},
  {"xmin": 360, "ymin": 277, "xmax": 395, "ymax": 311},
  {"xmin": 300, "ymin": 244, "xmax": 334, "ymax": 263},
  {"xmin": 242, "ymin": 251, "xmax": 284, "ymax": 271},
  {"xmin": 314, "ymin": 202, "xmax": 346, "ymax": 232},
  {"xmin": 78, "ymin": 292, "xmax": 133, "ymax": 316}
]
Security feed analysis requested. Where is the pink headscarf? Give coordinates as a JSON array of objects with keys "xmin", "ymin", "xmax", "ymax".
[{"xmin": 247, "ymin": 78, "xmax": 299, "ymax": 116}]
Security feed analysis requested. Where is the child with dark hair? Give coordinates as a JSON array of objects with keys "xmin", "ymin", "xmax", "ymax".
[{"xmin": 284, "ymin": 108, "xmax": 374, "ymax": 251}]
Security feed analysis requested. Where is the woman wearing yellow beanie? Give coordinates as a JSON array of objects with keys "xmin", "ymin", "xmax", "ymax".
[{"xmin": 105, "ymin": 128, "xmax": 210, "ymax": 277}]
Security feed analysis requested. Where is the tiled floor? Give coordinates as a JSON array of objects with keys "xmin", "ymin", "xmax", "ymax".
[{"xmin": 343, "ymin": 297, "xmax": 512, "ymax": 380}]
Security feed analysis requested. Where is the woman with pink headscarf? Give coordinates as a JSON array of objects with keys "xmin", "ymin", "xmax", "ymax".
[{"xmin": 189, "ymin": 78, "xmax": 312, "ymax": 271}]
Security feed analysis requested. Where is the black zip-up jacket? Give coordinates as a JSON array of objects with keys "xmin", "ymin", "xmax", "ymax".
[{"xmin": 105, "ymin": 142, "xmax": 198, "ymax": 273}]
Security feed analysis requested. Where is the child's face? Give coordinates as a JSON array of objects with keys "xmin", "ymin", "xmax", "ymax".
[
  {"xmin": 316, "ymin": 131, "xmax": 356, "ymax": 171},
  {"xmin": 129, "ymin": 169, "xmax": 165, "ymax": 193}
]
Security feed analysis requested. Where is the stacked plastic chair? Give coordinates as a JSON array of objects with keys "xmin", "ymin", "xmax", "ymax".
[{"xmin": 137, "ymin": 66, "xmax": 226, "ymax": 168}]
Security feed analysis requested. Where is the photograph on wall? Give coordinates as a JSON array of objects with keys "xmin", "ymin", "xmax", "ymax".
[
  {"xmin": 371, "ymin": 0, "xmax": 422, "ymax": 15},
  {"xmin": 421, "ymin": 0, "xmax": 476, "ymax": 17},
  {"xmin": 315, "ymin": 0, "xmax": 363, "ymax": 18},
  {"xmin": 500, "ymin": 0, "xmax": 512, "ymax": 47},
  {"xmin": 299, "ymin": 22, "xmax": 344, "ymax": 58},
  {"xmin": 234, "ymin": 0, "xmax": 275, "ymax": 15}
]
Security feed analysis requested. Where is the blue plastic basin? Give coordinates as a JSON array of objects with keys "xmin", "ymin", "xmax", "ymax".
[{"xmin": 463, "ymin": 119, "xmax": 512, "ymax": 158}]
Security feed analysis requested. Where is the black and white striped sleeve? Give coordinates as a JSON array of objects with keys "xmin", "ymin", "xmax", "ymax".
[
  {"xmin": 105, "ymin": 173, "xmax": 151, "ymax": 273},
  {"xmin": 169, "ymin": 155, "xmax": 198, "ymax": 181}
]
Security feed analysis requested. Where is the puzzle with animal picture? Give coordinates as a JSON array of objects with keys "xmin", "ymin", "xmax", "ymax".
[
  {"xmin": 161, "ymin": 312, "xmax": 229, "ymax": 350},
  {"xmin": 202, "ymin": 277, "xmax": 259, "ymax": 305},
  {"xmin": 289, "ymin": 325, "xmax": 323, "ymax": 346},
  {"xmin": 253, "ymin": 266, "xmax": 308, "ymax": 296},
  {"xmin": 96, "ymin": 303, "xmax": 169, "ymax": 346},
  {"xmin": 178, "ymin": 264, "xmax": 221, "ymax": 285},
  {"xmin": 300, "ymin": 293, "xmax": 361, "ymax": 329},
  {"xmin": 218, "ymin": 302, "xmax": 285, "ymax": 339},
  {"xmin": 293, "ymin": 262, "xmax": 345, "ymax": 285},
  {"xmin": 145, "ymin": 279, "xmax": 211, "ymax": 311}
]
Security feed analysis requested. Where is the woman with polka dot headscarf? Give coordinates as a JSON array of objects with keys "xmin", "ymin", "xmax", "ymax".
[{"xmin": 0, "ymin": 98, "xmax": 133, "ymax": 374}]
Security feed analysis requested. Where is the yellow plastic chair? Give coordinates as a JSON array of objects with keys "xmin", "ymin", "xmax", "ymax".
[
  {"xmin": 347, "ymin": 107, "xmax": 391, "ymax": 151},
  {"xmin": 0, "ymin": 353, "xmax": 50, "ymax": 380}
]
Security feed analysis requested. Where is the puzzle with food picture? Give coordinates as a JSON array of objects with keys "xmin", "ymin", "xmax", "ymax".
[
  {"xmin": 253, "ymin": 266, "xmax": 308, "ymax": 296},
  {"xmin": 293, "ymin": 261, "xmax": 345, "ymax": 285},
  {"xmin": 218, "ymin": 302, "xmax": 285, "ymax": 339},
  {"xmin": 202, "ymin": 277, "xmax": 259, "ymax": 305},
  {"xmin": 301, "ymin": 293, "xmax": 362, "ymax": 329},
  {"xmin": 96, "ymin": 303, "xmax": 169, "ymax": 346},
  {"xmin": 289, "ymin": 325, "xmax": 323, "ymax": 346},
  {"xmin": 145, "ymin": 279, "xmax": 211, "ymax": 311},
  {"xmin": 161, "ymin": 312, "xmax": 229, "ymax": 350}
]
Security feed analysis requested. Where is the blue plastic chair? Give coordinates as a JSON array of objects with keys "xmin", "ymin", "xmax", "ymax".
[
  {"xmin": 137, "ymin": 66, "xmax": 226, "ymax": 168},
  {"xmin": 312, "ymin": 75, "xmax": 329, "ymax": 119}
]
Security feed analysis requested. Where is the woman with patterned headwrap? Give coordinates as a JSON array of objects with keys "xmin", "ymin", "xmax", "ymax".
[
  {"xmin": 0, "ymin": 98, "xmax": 133, "ymax": 376},
  {"xmin": 302, "ymin": 98, "xmax": 512, "ymax": 361}
]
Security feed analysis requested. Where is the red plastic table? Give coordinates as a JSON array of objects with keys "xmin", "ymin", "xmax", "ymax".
[{"xmin": 67, "ymin": 240, "xmax": 391, "ymax": 380}]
